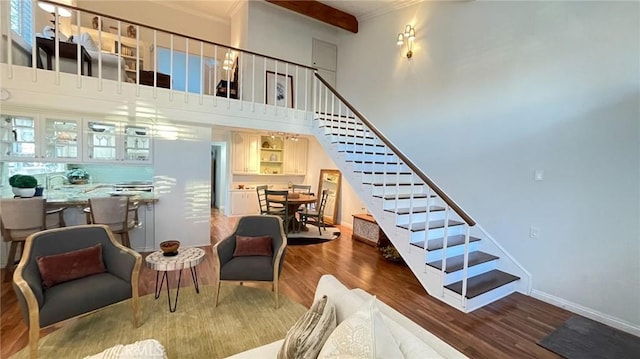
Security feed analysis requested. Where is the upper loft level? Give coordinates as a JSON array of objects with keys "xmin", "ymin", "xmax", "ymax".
[{"xmin": 0, "ymin": 0, "xmax": 343, "ymax": 134}]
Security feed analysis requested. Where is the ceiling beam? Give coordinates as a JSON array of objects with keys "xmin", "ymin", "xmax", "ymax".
[{"xmin": 265, "ymin": 0, "xmax": 358, "ymax": 33}]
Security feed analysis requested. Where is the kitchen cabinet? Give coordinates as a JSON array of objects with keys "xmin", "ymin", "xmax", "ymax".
[
  {"xmin": 283, "ymin": 138, "xmax": 308, "ymax": 175},
  {"xmin": 232, "ymin": 132, "xmax": 259, "ymax": 174},
  {"xmin": 230, "ymin": 190, "xmax": 259, "ymax": 216},
  {"xmin": 0, "ymin": 112, "xmax": 82, "ymax": 162},
  {"xmin": 84, "ymin": 119, "xmax": 152, "ymax": 164}
]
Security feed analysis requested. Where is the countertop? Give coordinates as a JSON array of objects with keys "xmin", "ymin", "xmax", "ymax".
[{"xmin": 3, "ymin": 183, "xmax": 159, "ymax": 206}]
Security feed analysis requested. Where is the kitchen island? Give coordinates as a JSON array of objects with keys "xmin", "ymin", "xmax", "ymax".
[{"xmin": 3, "ymin": 186, "xmax": 160, "ymax": 252}]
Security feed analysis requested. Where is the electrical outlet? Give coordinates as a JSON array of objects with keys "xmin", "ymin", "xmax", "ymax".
[{"xmin": 529, "ymin": 226, "xmax": 539, "ymax": 239}]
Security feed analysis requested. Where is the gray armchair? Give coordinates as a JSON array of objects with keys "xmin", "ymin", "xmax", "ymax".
[
  {"xmin": 212, "ymin": 215, "xmax": 287, "ymax": 308},
  {"xmin": 12, "ymin": 224, "xmax": 142, "ymax": 359}
]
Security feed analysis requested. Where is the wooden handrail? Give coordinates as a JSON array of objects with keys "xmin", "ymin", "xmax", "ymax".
[
  {"xmin": 40, "ymin": 1, "xmax": 316, "ymax": 71},
  {"xmin": 314, "ymin": 72, "xmax": 476, "ymax": 226}
]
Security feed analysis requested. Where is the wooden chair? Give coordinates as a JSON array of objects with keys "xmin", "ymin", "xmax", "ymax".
[
  {"xmin": 301, "ymin": 189, "xmax": 330, "ymax": 235},
  {"xmin": 13, "ymin": 225, "xmax": 141, "ymax": 359},
  {"xmin": 212, "ymin": 215, "xmax": 287, "ymax": 308},
  {"xmin": 0, "ymin": 198, "xmax": 65, "ymax": 281},
  {"xmin": 265, "ymin": 189, "xmax": 295, "ymax": 234},
  {"xmin": 88, "ymin": 196, "xmax": 133, "ymax": 248},
  {"xmin": 256, "ymin": 185, "xmax": 284, "ymax": 215}
]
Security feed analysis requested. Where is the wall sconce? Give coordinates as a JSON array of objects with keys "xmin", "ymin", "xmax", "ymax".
[
  {"xmin": 222, "ymin": 51, "xmax": 234, "ymax": 71},
  {"xmin": 396, "ymin": 24, "xmax": 416, "ymax": 59}
]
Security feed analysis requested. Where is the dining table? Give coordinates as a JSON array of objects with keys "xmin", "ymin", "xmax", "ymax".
[{"xmin": 267, "ymin": 193, "xmax": 317, "ymax": 232}]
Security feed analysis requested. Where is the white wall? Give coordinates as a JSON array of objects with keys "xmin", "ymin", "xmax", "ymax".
[
  {"xmin": 153, "ymin": 123, "xmax": 211, "ymax": 248},
  {"xmin": 336, "ymin": 2, "xmax": 640, "ymax": 331}
]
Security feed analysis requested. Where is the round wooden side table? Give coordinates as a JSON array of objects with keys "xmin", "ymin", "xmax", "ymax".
[{"xmin": 145, "ymin": 247, "xmax": 205, "ymax": 312}]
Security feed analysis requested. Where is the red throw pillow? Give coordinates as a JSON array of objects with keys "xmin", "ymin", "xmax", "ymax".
[
  {"xmin": 233, "ymin": 235, "xmax": 273, "ymax": 257},
  {"xmin": 36, "ymin": 243, "xmax": 107, "ymax": 289}
]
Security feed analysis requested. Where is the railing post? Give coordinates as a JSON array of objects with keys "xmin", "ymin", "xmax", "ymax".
[
  {"xmin": 462, "ymin": 225, "xmax": 470, "ymax": 308},
  {"xmin": 422, "ymin": 186, "xmax": 431, "ymax": 271},
  {"xmin": 440, "ymin": 205, "xmax": 450, "ymax": 297}
]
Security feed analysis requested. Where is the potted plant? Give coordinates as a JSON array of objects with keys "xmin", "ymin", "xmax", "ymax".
[{"xmin": 9, "ymin": 174, "xmax": 38, "ymax": 198}]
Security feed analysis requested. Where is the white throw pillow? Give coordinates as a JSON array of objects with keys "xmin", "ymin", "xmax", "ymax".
[
  {"xmin": 278, "ymin": 295, "xmax": 337, "ymax": 359},
  {"xmin": 318, "ymin": 296, "xmax": 405, "ymax": 359},
  {"xmin": 73, "ymin": 32, "xmax": 99, "ymax": 52}
]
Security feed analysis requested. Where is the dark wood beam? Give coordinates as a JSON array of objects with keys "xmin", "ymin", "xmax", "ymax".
[{"xmin": 265, "ymin": 0, "xmax": 358, "ymax": 33}]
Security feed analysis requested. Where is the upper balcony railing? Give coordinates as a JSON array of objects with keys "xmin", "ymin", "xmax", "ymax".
[{"xmin": 2, "ymin": 0, "xmax": 316, "ymax": 114}]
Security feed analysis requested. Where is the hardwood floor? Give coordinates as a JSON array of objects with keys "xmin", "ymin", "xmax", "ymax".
[{"xmin": 0, "ymin": 210, "xmax": 568, "ymax": 358}]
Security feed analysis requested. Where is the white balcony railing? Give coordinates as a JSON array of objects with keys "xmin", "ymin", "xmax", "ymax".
[{"xmin": 2, "ymin": 1, "xmax": 316, "ymax": 115}]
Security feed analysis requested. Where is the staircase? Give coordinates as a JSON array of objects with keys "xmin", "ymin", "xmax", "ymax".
[{"xmin": 311, "ymin": 74, "xmax": 531, "ymax": 312}]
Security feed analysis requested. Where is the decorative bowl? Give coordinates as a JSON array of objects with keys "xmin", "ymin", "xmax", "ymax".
[{"xmin": 160, "ymin": 240, "xmax": 180, "ymax": 254}]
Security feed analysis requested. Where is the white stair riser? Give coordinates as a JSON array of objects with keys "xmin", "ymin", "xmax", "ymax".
[
  {"xmin": 383, "ymin": 197, "xmax": 437, "ymax": 210},
  {"xmin": 409, "ymin": 225, "xmax": 465, "ymax": 243},
  {"xmin": 337, "ymin": 143, "xmax": 391, "ymax": 155},
  {"xmin": 329, "ymin": 134, "xmax": 383, "ymax": 147},
  {"xmin": 324, "ymin": 126, "xmax": 371, "ymax": 137},
  {"xmin": 424, "ymin": 241, "xmax": 481, "ymax": 262},
  {"xmin": 353, "ymin": 162, "xmax": 410, "ymax": 173},
  {"xmin": 440, "ymin": 260, "xmax": 498, "ymax": 286},
  {"xmin": 345, "ymin": 153, "xmax": 397, "ymax": 163},
  {"xmin": 452, "ymin": 280, "xmax": 518, "ymax": 313},
  {"xmin": 371, "ymin": 185, "xmax": 427, "ymax": 197},
  {"xmin": 362, "ymin": 173, "xmax": 414, "ymax": 183},
  {"xmin": 396, "ymin": 210, "xmax": 446, "ymax": 225}
]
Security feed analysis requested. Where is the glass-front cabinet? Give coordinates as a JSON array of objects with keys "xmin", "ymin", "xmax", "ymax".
[
  {"xmin": 43, "ymin": 118, "xmax": 81, "ymax": 161},
  {"xmin": 1, "ymin": 113, "xmax": 81, "ymax": 162},
  {"xmin": 0, "ymin": 113, "xmax": 37, "ymax": 160},
  {"xmin": 85, "ymin": 119, "xmax": 152, "ymax": 163}
]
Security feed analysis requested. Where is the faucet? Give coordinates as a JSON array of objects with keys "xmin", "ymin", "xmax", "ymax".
[{"xmin": 46, "ymin": 175, "xmax": 67, "ymax": 190}]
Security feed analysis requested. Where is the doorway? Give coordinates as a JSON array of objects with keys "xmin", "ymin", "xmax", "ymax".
[{"xmin": 211, "ymin": 142, "xmax": 227, "ymax": 210}]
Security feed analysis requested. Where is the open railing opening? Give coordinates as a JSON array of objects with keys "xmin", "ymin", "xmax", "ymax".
[{"xmin": 2, "ymin": 0, "xmax": 315, "ymax": 112}]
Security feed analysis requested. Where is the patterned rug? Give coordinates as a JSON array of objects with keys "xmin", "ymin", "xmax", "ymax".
[
  {"xmin": 287, "ymin": 224, "xmax": 340, "ymax": 245},
  {"xmin": 11, "ymin": 284, "xmax": 307, "ymax": 359}
]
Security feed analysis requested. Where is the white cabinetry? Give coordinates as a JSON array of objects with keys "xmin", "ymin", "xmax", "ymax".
[
  {"xmin": 1, "ymin": 112, "xmax": 82, "ymax": 162},
  {"xmin": 232, "ymin": 132, "xmax": 259, "ymax": 174},
  {"xmin": 284, "ymin": 138, "xmax": 308, "ymax": 175},
  {"xmin": 230, "ymin": 190, "xmax": 259, "ymax": 216},
  {"xmin": 84, "ymin": 119, "xmax": 152, "ymax": 163}
]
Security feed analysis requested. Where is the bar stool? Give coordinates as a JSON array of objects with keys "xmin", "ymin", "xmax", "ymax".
[
  {"xmin": 0, "ymin": 198, "xmax": 65, "ymax": 281},
  {"xmin": 88, "ymin": 196, "xmax": 133, "ymax": 248}
]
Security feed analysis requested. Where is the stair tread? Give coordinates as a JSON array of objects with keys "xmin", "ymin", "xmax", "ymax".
[
  {"xmin": 427, "ymin": 251, "xmax": 499, "ymax": 272},
  {"xmin": 362, "ymin": 171, "xmax": 411, "ymax": 175},
  {"xmin": 445, "ymin": 270, "xmax": 520, "ymax": 299},
  {"xmin": 337, "ymin": 141, "xmax": 385, "ymax": 147},
  {"xmin": 370, "ymin": 183, "xmax": 418, "ymax": 187},
  {"xmin": 398, "ymin": 220, "xmax": 464, "ymax": 231},
  {"xmin": 385, "ymin": 206, "xmax": 445, "ymax": 214},
  {"xmin": 374, "ymin": 193, "xmax": 434, "ymax": 200},
  {"xmin": 411, "ymin": 235, "xmax": 482, "ymax": 250}
]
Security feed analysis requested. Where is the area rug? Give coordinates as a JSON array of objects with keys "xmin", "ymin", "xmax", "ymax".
[
  {"xmin": 538, "ymin": 315, "xmax": 640, "ymax": 359},
  {"xmin": 287, "ymin": 224, "xmax": 340, "ymax": 245},
  {"xmin": 11, "ymin": 285, "xmax": 307, "ymax": 359}
]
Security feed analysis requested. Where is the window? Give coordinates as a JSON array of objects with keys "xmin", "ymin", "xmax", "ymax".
[{"xmin": 10, "ymin": 0, "xmax": 33, "ymax": 46}]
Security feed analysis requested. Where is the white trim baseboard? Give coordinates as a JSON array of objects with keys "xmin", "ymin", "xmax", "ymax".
[{"xmin": 531, "ymin": 289, "xmax": 640, "ymax": 337}]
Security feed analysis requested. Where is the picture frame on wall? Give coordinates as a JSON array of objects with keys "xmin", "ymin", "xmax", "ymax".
[{"xmin": 266, "ymin": 71, "xmax": 294, "ymax": 108}]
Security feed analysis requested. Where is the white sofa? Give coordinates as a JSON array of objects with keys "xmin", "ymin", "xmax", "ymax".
[{"xmin": 226, "ymin": 274, "xmax": 468, "ymax": 359}]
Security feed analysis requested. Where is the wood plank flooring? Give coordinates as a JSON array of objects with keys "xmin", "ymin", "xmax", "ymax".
[{"xmin": 0, "ymin": 210, "xmax": 569, "ymax": 358}]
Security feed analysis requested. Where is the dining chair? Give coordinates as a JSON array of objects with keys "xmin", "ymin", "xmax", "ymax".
[
  {"xmin": 265, "ymin": 189, "xmax": 295, "ymax": 234},
  {"xmin": 88, "ymin": 196, "xmax": 133, "ymax": 248},
  {"xmin": 0, "ymin": 198, "xmax": 65, "ymax": 281},
  {"xmin": 257, "ymin": 185, "xmax": 284, "ymax": 215},
  {"xmin": 291, "ymin": 184, "xmax": 311, "ymax": 194},
  {"xmin": 301, "ymin": 189, "xmax": 330, "ymax": 235}
]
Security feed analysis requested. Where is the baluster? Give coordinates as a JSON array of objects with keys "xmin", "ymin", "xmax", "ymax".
[
  {"xmin": 169, "ymin": 34, "xmax": 174, "ymax": 99},
  {"xmin": 153, "ymin": 30, "xmax": 157, "ymax": 98},
  {"xmin": 461, "ymin": 224, "xmax": 470, "ymax": 308},
  {"xmin": 422, "ymin": 186, "xmax": 431, "ymax": 271},
  {"xmin": 199, "ymin": 41, "xmax": 204, "ymax": 104},
  {"xmin": 440, "ymin": 204, "xmax": 450, "ymax": 297},
  {"xmin": 213, "ymin": 45, "xmax": 218, "ymax": 107},
  {"xmin": 251, "ymin": 54, "xmax": 256, "ymax": 111},
  {"xmin": 184, "ymin": 38, "xmax": 189, "ymax": 102},
  {"xmin": 75, "ymin": 10, "xmax": 81, "ymax": 88}
]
